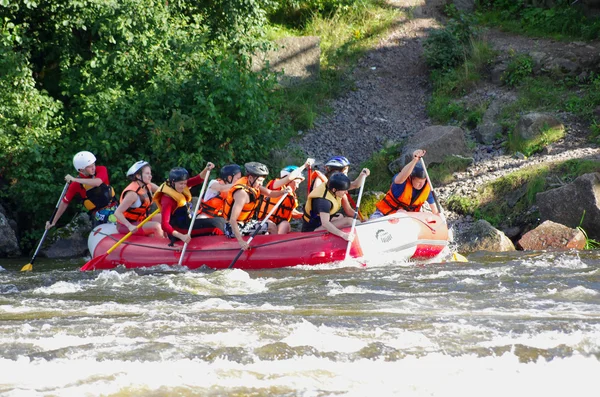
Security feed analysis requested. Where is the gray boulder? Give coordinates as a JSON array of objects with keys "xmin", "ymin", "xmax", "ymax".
[
  {"xmin": 42, "ymin": 213, "xmax": 94, "ymax": 258},
  {"xmin": 514, "ymin": 113, "xmax": 564, "ymax": 141},
  {"xmin": 454, "ymin": 220, "xmax": 516, "ymax": 253},
  {"xmin": 0, "ymin": 211, "xmax": 21, "ymax": 257},
  {"xmin": 537, "ymin": 172, "xmax": 600, "ymax": 240},
  {"xmin": 518, "ymin": 220, "xmax": 586, "ymax": 251},
  {"xmin": 392, "ymin": 125, "xmax": 470, "ymax": 170}
]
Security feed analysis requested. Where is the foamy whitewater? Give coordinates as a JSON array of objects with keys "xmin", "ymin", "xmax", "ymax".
[{"xmin": 0, "ymin": 251, "xmax": 599, "ymax": 396}]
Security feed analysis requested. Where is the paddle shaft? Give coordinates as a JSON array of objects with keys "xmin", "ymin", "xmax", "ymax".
[
  {"xmin": 344, "ymin": 174, "xmax": 366, "ymax": 260},
  {"xmin": 228, "ymin": 191, "xmax": 289, "ymax": 269},
  {"xmin": 419, "ymin": 158, "xmax": 446, "ymax": 221},
  {"xmin": 177, "ymin": 170, "xmax": 211, "ymax": 266},
  {"xmin": 106, "ymin": 208, "xmax": 160, "ymax": 255},
  {"xmin": 306, "ymin": 165, "xmax": 312, "ymax": 197},
  {"xmin": 28, "ymin": 181, "xmax": 71, "ymax": 267}
]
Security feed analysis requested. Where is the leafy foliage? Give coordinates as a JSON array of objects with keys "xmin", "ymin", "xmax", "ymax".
[
  {"xmin": 0, "ymin": 0, "xmax": 285, "ymax": 248},
  {"xmin": 501, "ymin": 53, "xmax": 533, "ymax": 87},
  {"xmin": 477, "ymin": 0, "xmax": 600, "ymax": 40}
]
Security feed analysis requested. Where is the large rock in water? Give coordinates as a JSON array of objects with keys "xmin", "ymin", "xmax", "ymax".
[
  {"xmin": 454, "ymin": 220, "xmax": 515, "ymax": 253},
  {"xmin": 518, "ymin": 220, "xmax": 586, "ymax": 250},
  {"xmin": 42, "ymin": 213, "xmax": 93, "ymax": 258},
  {"xmin": 536, "ymin": 172, "xmax": 600, "ymax": 240}
]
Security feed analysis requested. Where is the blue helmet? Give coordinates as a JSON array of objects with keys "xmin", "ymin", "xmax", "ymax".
[
  {"xmin": 220, "ymin": 164, "xmax": 242, "ymax": 182},
  {"xmin": 325, "ymin": 156, "xmax": 350, "ymax": 169},
  {"xmin": 411, "ymin": 164, "xmax": 427, "ymax": 179}
]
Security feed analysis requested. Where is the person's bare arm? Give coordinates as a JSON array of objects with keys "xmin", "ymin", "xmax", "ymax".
[
  {"xmin": 114, "ymin": 192, "xmax": 139, "ymax": 232},
  {"xmin": 349, "ymin": 168, "xmax": 370, "ymax": 190},
  {"xmin": 229, "ymin": 190, "xmax": 250, "ymax": 250},
  {"xmin": 45, "ymin": 201, "xmax": 69, "ymax": 230},
  {"xmin": 319, "ymin": 212, "xmax": 352, "ymax": 241},
  {"xmin": 341, "ymin": 195, "xmax": 356, "ymax": 217},
  {"xmin": 394, "ymin": 149, "xmax": 426, "ymax": 184},
  {"xmin": 65, "ymin": 174, "xmax": 103, "ymax": 187}
]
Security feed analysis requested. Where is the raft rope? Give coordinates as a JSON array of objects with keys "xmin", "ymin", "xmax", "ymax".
[{"xmin": 94, "ymin": 214, "xmax": 439, "ymax": 253}]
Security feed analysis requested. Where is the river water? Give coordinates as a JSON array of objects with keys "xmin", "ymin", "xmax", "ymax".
[{"xmin": 1, "ymin": 250, "xmax": 599, "ymax": 396}]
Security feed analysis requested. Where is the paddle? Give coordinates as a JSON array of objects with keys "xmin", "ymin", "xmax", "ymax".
[
  {"xmin": 177, "ymin": 170, "xmax": 211, "ymax": 266},
  {"xmin": 344, "ymin": 172, "xmax": 367, "ymax": 260},
  {"xmin": 419, "ymin": 158, "xmax": 468, "ymax": 263},
  {"xmin": 306, "ymin": 164, "xmax": 312, "ymax": 197},
  {"xmin": 228, "ymin": 191, "xmax": 289, "ymax": 269},
  {"xmin": 21, "ymin": 181, "xmax": 71, "ymax": 272},
  {"xmin": 80, "ymin": 208, "xmax": 160, "ymax": 271}
]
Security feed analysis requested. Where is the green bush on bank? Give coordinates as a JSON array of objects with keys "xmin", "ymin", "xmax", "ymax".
[
  {"xmin": 477, "ymin": 0, "xmax": 600, "ymax": 40},
  {"xmin": 0, "ymin": 0, "xmax": 283, "ymax": 248}
]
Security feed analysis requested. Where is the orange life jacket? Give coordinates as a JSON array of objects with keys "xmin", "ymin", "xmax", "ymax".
[
  {"xmin": 119, "ymin": 182, "xmax": 152, "ymax": 223},
  {"xmin": 200, "ymin": 181, "xmax": 228, "ymax": 218},
  {"xmin": 309, "ymin": 170, "xmax": 327, "ymax": 193},
  {"xmin": 375, "ymin": 177, "xmax": 431, "ymax": 215},
  {"xmin": 256, "ymin": 179, "xmax": 298, "ymax": 224},
  {"xmin": 222, "ymin": 177, "xmax": 261, "ymax": 223}
]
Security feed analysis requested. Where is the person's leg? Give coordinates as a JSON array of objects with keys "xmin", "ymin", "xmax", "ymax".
[
  {"xmin": 277, "ymin": 221, "xmax": 291, "ymax": 235},
  {"xmin": 330, "ymin": 216, "xmax": 355, "ymax": 229},
  {"xmin": 266, "ymin": 220, "xmax": 277, "ymax": 235}
]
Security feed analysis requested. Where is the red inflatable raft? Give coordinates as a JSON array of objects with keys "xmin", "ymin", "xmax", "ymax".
[{"xmin": 82, "ymin": 212, "xmax": 448, "ymax": 271}]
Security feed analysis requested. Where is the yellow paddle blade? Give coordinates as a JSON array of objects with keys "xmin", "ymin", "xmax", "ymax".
[
  {"xmin": 21, "ymin": 263, "xmax": 33, "ymax": 272},
  {"xmin": 452, "ymin": 252, "xmax": 468, "ymax": 263}
]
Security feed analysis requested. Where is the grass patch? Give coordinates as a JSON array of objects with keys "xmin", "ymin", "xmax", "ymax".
[
  {"xmin": 268, "ymin": 1, "xmax": 400, "ymax": 131},
  {"xmin": 446, "ymin": 159, "xmax": 600, "ymax": 228},
  {"xmin": 427, "ymin": 38, "xmax": 496, "ymax": 124},
  {"xmin": 426, "ymin": 155, "xmax": 473, "ymax": 185},
  {"xmin": 360, "ymin": 143, "xmax": 403, "ymax": 192},
  {"xmin": 507, "ymin": 121, "xmax": 566, "ymax": 156}
]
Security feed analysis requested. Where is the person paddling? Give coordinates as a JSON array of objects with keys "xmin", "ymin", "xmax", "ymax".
[
  {"xmin": 257, "ymin": 158, "xmax": 314, "ymax": 234},
  {"xmin": 302, "ymin": 172, "xmax": 365, "ymax": 241},
  {"xmin": 46, "ymin": 151, "xmax": 118, "ymax": 229},
  {"xmin": 222, "ymin": 162, "xmax": 291, "ymax": 250},
  {"xmin": 309, "ymin": 156, "xmax": 369, "ymax": 220},
  {"xmin": 197, "ymin": 164, "xmax": 243, "ymax": 219},
  {"xmin": 370, "ymin": 149, "xmax": 439, "ymax": 219},
  {"xmin": 153, "ymin": 163, "xmax": 225, "ymax": 244},
  {"xmin": 114, "ymin": 161, "xmax": 164, "ymax": 237}
]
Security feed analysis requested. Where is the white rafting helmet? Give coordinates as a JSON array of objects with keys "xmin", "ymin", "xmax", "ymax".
[
  {"xmin": 126, "ymin": 160, "xmax": 149, "ymax": 180},
  {"xmin": 73, "ymin": 151, "xmax": 96, "ymax": 172}
]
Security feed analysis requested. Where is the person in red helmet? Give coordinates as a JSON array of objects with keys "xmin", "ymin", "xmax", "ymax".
[
  {"xmin": 46, "ymin": 151, "xmax": 118, "ymax": 229},
  {"xmin": 371, "ymin": 149, "xmax": 438, "ymax": 219}
]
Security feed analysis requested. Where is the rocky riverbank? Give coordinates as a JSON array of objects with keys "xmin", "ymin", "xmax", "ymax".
[{"xmin": 294, "ymin": 0, "xmax": 600, "ymax": 253}]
